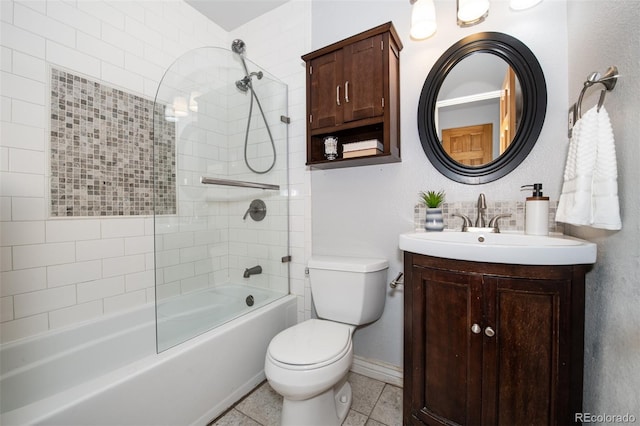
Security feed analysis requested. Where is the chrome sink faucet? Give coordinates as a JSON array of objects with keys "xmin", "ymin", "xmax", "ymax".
[
  {"xmin": 475, "ymin": 193, "xmax": 487, "ymax": 227},
  {"xmin": 453, "ymin": 193, "xmax": 512, "ymax": 233}
]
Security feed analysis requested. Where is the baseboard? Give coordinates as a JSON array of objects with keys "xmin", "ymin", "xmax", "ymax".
[{"xmin": 350, "ymin": 355, "xmax": 403, "ymax": 388}]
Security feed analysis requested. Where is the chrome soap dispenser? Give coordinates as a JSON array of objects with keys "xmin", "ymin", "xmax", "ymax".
[{"xmin": 521, "ymin": 183, "xmax": 549, "ymax": 235}]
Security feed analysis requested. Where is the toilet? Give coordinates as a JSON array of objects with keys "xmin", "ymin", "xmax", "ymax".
[{"xmin": 264, "ymin": 255, "xmax": 389, "ymax": 426}]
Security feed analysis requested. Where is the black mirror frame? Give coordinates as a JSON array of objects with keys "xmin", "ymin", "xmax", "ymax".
[{"xmin": 417, "ymin": 32, "xmax": 547, "ymax": 184}]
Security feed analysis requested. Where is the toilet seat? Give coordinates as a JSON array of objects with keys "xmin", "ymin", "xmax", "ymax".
[{"xmin": 267, "ymin": 319, "xmax": 353, "ymax": 370}]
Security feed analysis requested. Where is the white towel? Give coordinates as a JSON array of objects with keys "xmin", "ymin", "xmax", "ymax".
[{"xmin": 556, "ymin": 105, "xmax": 621, "ymax": 230}]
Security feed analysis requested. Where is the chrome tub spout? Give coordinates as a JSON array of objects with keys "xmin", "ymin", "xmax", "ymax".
[{"xmin": 243, "ymin": 265, "xmax": 262, "ymax": 278}]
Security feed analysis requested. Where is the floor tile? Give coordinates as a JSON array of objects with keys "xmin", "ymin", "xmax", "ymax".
[
  {"xmin": 348, "ymin": 372, "xmax": 385, "ymax": 416},
  {"xmin": 369, "ymin": 384, "xmax": 403, "ymax": 426},
  {"xmin": 342, "ymin": 409, "xmax": 368, "ymax": 426},
  {"xmin": 211, "ymin": 408, "xmax": 261, "ymax": 426},
  {"xmin": 210, "ymin": 373, "xmax": 403, "ymax": 426},
  {"xmin": 235, "ymin": 382, "xmax": 283, "ymax": 426}
]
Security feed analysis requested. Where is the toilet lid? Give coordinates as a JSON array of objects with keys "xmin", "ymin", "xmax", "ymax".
[{"xmin": 268, "ymin": 319, "xmax": 352, "ymax": 366}]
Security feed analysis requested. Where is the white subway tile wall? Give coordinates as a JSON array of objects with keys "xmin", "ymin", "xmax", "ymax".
[{"xmin": 0, "ymin": 0, "xmax": 312, "ymax": 343}]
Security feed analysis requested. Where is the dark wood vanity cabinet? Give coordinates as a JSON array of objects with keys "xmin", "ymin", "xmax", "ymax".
[
  {"xmin": 302, "ymin": 22, "xmax": 402, "ymax": 169},
  {"xmin": 403, "ymin": 252, "xmax": 588, "ymax": 426}
]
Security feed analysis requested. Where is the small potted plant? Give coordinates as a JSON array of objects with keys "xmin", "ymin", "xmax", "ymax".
[{"xmin": 420, "ymin": 190, "xmax": 445, "ymax": 232}]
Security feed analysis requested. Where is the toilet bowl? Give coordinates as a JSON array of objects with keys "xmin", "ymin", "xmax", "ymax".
[
  {"xmin": 265, "ymin": 319, "xmax": 355, "ymax": 425},
  {"xmin": 264, "ymin": 256, "xmax": 388, "ymax": 426}
]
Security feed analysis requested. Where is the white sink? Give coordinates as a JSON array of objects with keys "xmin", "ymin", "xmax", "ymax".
[{"xmin": 399, "ymin": 230, "xmax": 597, "ymax": 265}]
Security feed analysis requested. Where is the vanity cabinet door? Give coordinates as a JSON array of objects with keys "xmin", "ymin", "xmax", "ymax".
[
  {"xmin": 482, "ymin": 276, "xmax": 569, "ymax": 425},
  {"xmin": 404, "ymin": 253, "xmax": 585, "ymax": 426},
  {"xmin": 406, "ymin": 265, "xmax": 484, "ymax": 425}
]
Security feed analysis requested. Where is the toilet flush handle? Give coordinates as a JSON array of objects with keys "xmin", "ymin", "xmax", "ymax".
[{"xmin": 390, "ymin": 272, "xmax": 404, "ymax": 289}]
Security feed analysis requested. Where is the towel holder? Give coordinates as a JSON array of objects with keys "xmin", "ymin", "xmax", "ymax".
[{"xmin": 576, "ymin": 65, "xmax": 619, "ymax": 118}]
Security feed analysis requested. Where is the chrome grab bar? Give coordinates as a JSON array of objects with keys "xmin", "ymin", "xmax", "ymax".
[{"xmin": 200, "ymin": 176, "xmax": 280, "ymax": 191}]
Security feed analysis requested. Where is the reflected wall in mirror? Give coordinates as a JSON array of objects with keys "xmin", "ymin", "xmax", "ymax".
[
  {"xmin": 436, "ymin": 54, "xmax": 522, "ymax": 164},
  {"xmin": 418, "ymin": 32, "xmax": 546, "ymax": 184}
]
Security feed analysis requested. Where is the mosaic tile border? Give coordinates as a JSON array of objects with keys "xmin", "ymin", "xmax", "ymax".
[
  {"xmin": 414, "ymin": 200, "xmax": 564, "ymax": 234},
  {"xmin": 50, "ymin": 68, "xmax": 176, "ymax": 217}
]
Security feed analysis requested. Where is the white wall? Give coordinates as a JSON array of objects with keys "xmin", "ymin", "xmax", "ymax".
[
  {"xmin": 310, "ymin": 0, "xmax": 569, "ymax": 368},
  {"xmin": 566, "ymin": 0, "xmax": 640, "ymax": 416},
  {"xmin": 0, "ymin": 0, "xmax": 312, "ymax": 343}
]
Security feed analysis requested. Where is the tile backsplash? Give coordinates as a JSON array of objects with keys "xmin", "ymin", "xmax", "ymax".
[
  {"xmin": 414, "ymin": 200, "xmax": 564, "ymax": 233},
  {"xmin": 49, "ymin": 68, "xmax": 176, "ymax": 217}
]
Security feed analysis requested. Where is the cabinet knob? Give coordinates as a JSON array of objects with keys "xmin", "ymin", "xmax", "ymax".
[
  {"xmin": 471, "ymin": 323, "xmax": 481, "ymax": 334},
  {"xmin": 484, "ymin": 327, "xmax": 495, "ymax": 337}
]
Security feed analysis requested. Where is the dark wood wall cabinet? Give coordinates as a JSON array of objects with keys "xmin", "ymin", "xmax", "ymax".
[
  {"xmin": 302, "ymin": 22, "xmax": 402, "ymax": 169},
  {"xmin": 403, "ymin": 252, "xmax": 589, "ymax": 425}
]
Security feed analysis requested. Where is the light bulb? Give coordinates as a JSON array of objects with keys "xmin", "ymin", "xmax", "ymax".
[
  {"xmin": 457, "ymin": 0, "xmax": 489, "ymax": 25},
  {"xmin": 411, "ymin": 0, "xmax": 437, "ymax": 40}
]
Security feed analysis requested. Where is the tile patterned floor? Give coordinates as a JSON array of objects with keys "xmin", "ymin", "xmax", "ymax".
[{"xmin": 210, "ymin": 372, "xmax": 402, "ymax": 426}]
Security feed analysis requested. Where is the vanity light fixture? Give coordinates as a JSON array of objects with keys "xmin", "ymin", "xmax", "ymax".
[
  {"xmin": 457, "ymin": 0, "xmax": 490, "ymax": 27},
  {"xmin": 410, "ymin": 0, "xmax": 437, "ymax": 40},
  {"xmin": 510, "ymin": 0, "xmax": 543, "ymax": 10},
  {"xmin": 411, "ymin": 0, "xmax": 544, "ymax": 38}
]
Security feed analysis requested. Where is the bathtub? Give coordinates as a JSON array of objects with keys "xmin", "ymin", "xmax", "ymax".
[{"xmin": 0, "ymin": 286, "xmax": 297, "ymax": 426}]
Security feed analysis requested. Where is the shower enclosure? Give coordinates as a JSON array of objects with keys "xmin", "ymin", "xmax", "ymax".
[{"xmin": 153, "ymin": 43, "xmax": 289, "ymax": 352}]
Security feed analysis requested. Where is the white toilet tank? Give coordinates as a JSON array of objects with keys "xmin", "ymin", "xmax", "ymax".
[{"xmin": 307, "ymin": 256, "xmax": 389, "ymax": 325}]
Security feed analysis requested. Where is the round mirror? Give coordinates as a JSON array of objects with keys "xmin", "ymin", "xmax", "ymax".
[{"xmin": 418, "ymin": 32, "xmax": 547, "ymax": 184}]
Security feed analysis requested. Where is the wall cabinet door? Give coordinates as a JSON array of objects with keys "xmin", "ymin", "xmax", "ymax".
[
  {"xmin": 404, "ymin": 253, "xmax": 586, "ymax": 426},
  {"xmin": 342, "ymin": 34, "xmax": 384, "ymax": 123},
  {"xmin": 309, "ymin": 50, "xmax": 342, "ymax": 130},
  {"xmin": 309, "ymin": 34, "xmax": 383, "ymax": 130},
  {"xmin": 302, "ymin": 22, "xmax": 402, "ymax": 168}
]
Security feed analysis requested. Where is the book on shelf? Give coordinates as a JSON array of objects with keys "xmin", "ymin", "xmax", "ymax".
[
  {"xmin": 342, "ymin": 139, "xmax": 383, "ymax": 153},
  {"xmin": 342, "ymin": 148, "xmax": 381, "ymax": 158}
]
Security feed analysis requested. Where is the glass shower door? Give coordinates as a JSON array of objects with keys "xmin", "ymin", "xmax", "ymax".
[{"xmin": 153, "ymin": 47, "xmax": 289, "ymax": 352}]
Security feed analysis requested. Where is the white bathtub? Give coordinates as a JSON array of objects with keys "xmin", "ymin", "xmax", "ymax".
[
  {"xmin": 156, "ymin": 284, "xmax": 288, "ymax": 351},
  {"xmin": 0, "ymin": 287, "xmax": 297, "ymax": 426}
]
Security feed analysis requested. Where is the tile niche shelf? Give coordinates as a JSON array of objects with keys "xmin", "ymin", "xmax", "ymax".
[{"xmin": 302, "ymin": 22, "xmax": 403, "ymax": 169}]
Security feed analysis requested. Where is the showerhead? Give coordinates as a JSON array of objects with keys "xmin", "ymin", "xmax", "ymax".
[
  {"xmin": 236, "ymin": 78, "xmax": 249, "ymax": 92},
  {"xmin": 235, "ymin": 71, "xmax": 263, "ymax": 93},
  {"xmin": 231, "ymin": 39, "xmax": 246, "ymax": 55}
]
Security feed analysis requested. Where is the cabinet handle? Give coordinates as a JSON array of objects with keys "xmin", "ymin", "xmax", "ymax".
[
  {"xmin": 484, "ymin": 327, "xmax": 495, "ymax": 337},
  {"xmin": 345, "ymin": 81, "xmax": 350, "ymax": 103},
  {"xmin": 336, "ymin": 85, "xmax": 341, "ymax": 106},
  {"xmin": 471, "ymin": 323, "xmax": 481, "ymax": 334}
]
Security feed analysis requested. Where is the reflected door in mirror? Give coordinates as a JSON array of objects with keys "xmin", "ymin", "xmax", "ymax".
[
  {"xmin": 436, "ymin": 54, "xmax": 515, "ymax": 165},
  {"xmin": 442, "ymin": 124, "xmax": 493, "ymax": 166},
  {"xmin": 500, "ymin": 67, "xmax": 517, "ymax": 154}
]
